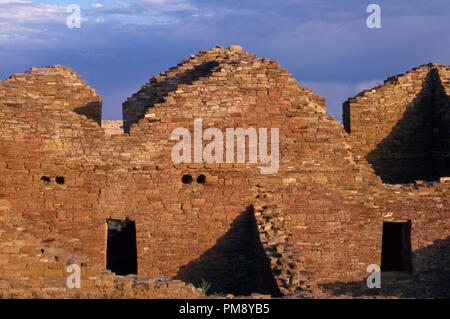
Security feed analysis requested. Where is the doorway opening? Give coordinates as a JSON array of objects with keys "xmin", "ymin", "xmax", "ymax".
[
  {"xmin": 381, "ymin": 221, "xmax": 412, "ymax": 272},
  {"xmin": 106, "ymin": 219, "xmax": 137, "ymax": 275}
]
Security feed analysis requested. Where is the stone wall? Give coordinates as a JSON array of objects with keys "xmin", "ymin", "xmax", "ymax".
[
  {"xmin": 122, "ymin": 45, "xmax": 325, "ymax": 133},
  {"xmin": 0, "ymin": 51, "xmax": 280, "ymax": 296},
  {"xmin": 0, "ymin": 66, "xmax": 102, "ymax": 125},
  {"xmin": 0, "ymin": 47, "xmax": 449, "ymax": 298},
  {"xmin": 434, "ymin": 66, "xmax": 450, "ymax": 179},
  {"xmin": 343, "ymin": 63, "xmax": 450, "ymax": 183},
  {"xmin": 0, "ymin": 219, "xmax": 203, "ymax": 298},
  {"xmin": 102, "ymin": 120, "xmax": 124, "ymax": 136}
]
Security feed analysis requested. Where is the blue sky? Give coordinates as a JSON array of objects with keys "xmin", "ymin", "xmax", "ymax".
[{"xmin": 0, "ymin": 0, "xmax": 449, "ymax": 120}]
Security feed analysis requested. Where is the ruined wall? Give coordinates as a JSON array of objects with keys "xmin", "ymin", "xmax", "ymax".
[
  {"xmin": 343, "ymin": 63, "xmax": 450, "ymax": 183},
  {"xmin": 434, "ymin": 66, "xmax": 450, "ymax": 178},
  {"xmin": 0, "ymin": 56, "xmax": 277, "ymax": 296},
  {"xmin": 102, "ymin": 120, "xmax": 124, "ymax": 136},
  {"xmin": 121, "ymin": 45, "xmax": 321, "ymax": 294},
  {"xmin": 0, "ymin": 219, "xmax": 203, "ymax": 298},
  {"xmin": 0, "ymin": 66, "xmax": 102, "ymax": 125},
  {"xmin": 122, "ymin": 45, "xmax": 325, "ymax": 133},
  {"xmin": 125, "ymin": 47, "xmax": 449, "ymax": 291},
  {"xmin": 0, "ymin": 48, "xmax": 449, "ymax": 298},
  {"xmin": 337, "ymin": 62, "xmax": 449, "ymax": 294},
  {"xmin": 0, "ymin": 67, "xmax": 109, "ymax": 271}
]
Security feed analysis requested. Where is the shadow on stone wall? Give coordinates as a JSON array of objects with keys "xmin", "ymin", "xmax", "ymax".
[
  {"xmin": 318, "ymin": 236, "xmax": 450, "ymax": 298},
  {"xmin": 175, "ymin": 206, "xmax": 281, "ymax": 296},
  {"xmin": 74, "ymin": 101, "xmax": 102, "ymax": 126},
  {"xmin": 366, "ymin": 68, "xmax": 450, "ymax": 184},
  {"xmin": 123, "ymin": 61, "xmax": 219, "ymax": 133},
  {"xmin": 433, "ymin": 67, "xmax": 450, "ymax": 179},
  {"xmin": 365, "ymin": 69, "xmax": 436, "ymax": 183}
]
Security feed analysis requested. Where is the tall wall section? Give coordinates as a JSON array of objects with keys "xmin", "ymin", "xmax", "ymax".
[
  {"xmin": 126, "ymin": 47, "xmax": 449, "ymax": 292},
  {"xmin": 434, "ymin": 66, "xmax": 450, "ymax": 179},
  {"xmin": 0, "ymin": 49, "xmax": 449, "ymax": 298},
  {"xmin": 1, "ymin": 66, "xmax": 102, "ymax": 125},
  {"xmin": 122, "ymin": 45, "xmax": 326, "ymax": 133},
  {"xmin": 343, "ymin": 63, "xmax": 450, "ymax": 184},
  {"xmin": 0, "ymin": 67, "xmax": 204, "ymax": 297},
  {"xmin": 0, "ymin": 58, "xmax": 279, "ymax": 296}
]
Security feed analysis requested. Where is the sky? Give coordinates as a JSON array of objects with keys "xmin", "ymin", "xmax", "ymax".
[{"xmin": 0, "ymin": 0, "xmax": 448, "ymax": 121}]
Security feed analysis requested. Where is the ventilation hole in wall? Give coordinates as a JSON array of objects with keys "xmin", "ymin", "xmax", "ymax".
[
  {"xmin": 40, "ymin": 248, "xmax": 45, "ymax": 254},
  {"xmin": 54, "ymin": 256, "xmax": 59, "ymax": 262},
  {"xmin": 197, "ymin": 174, "xmax": 206, "ymax": 184},
  {"xmin": 40, "ymin": 176, "xmax": 50, "ymax": 183},
  {"xmin": 55, "ymin": 176, "xmax": 65, "ymax": 184},
  {"xmin": 182, "ymin": 174, "xmax": 193, "ymax": 184}
]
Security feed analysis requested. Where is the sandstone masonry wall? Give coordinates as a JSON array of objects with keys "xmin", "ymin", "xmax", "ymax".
[
  {"xmin": 102, "ymin": 120, "xmax": 124, "ymax": 136},
  {"xmin": 343, "ymin": 63, "xmax": 450, "ymax": 183},
  {"xmin": 0, "ymin": 66, "xmax": 102, "ymax": 125},
  {"xmin": 0, "ymin": 48, "xmax": 448, "ymax": 298}
]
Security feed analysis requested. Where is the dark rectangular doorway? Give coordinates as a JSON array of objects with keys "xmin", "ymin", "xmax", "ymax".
[
  {"xmin": 106, "ymin": 219, "xmax": 137, "ymax": 275},
  {"xmin": 381, "ymin": 221, "xmax": 412, "ymax": 272}
]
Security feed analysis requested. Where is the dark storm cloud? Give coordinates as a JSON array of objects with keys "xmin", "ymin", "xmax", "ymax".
[{"xmin": 0, "ymin": 0, "xmax": 448, "ymax": 120}]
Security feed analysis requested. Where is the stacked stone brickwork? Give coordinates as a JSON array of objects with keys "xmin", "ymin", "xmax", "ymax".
[
  {"xmin": 0, "ymin": 66, "xmax": 102, "ymax": 125},
  {"xmin": 434, "ymin": 66, "xmax": 450, "ymax": 179},
  {"xmin": 124, "ymin": 47, "xmax": 448, "ymax": 292},
  {"xmin": 0, "ymin": 68, "xmax": 203, "ymax": 298},
  {"xmin": 0, "ymin": 219, "xmax": 203, "ymax": 298},
  {"xmin": 0, "ymin": 47, "xmax": 449, "ymax": 298},
  {"xmin": 343, "ymin": 63, "xmax": 450, "ymax": 183},
  {"xmin": 102, "ymin": 120, "xmax": 124, "ymax": 136},
  {"xmin": 0, "ymin": 51, "xmax": 279, "ymax": 296},
  {"xmin": 123, "ymin": 45, "xmax": 325, "ymax": 133}
]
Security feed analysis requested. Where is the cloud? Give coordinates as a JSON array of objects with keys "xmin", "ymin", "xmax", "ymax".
[
  {"xmin": 139, "ymin": 0, "xmax": 196, "ymax": 11},
  {"xmin": 0, "ymin": 0, "xmax": 31, "ymax": 3},
  {"xmin": 0, "ymin": 1, "xmax": 68, "ymax": 47},
  {"xmin": 0, "ymin": 1, "xmax": 65, "ymax": 22},
  {"xmin": 0, "ymin": 0, "xmax": 448, "ymax": 120}
]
